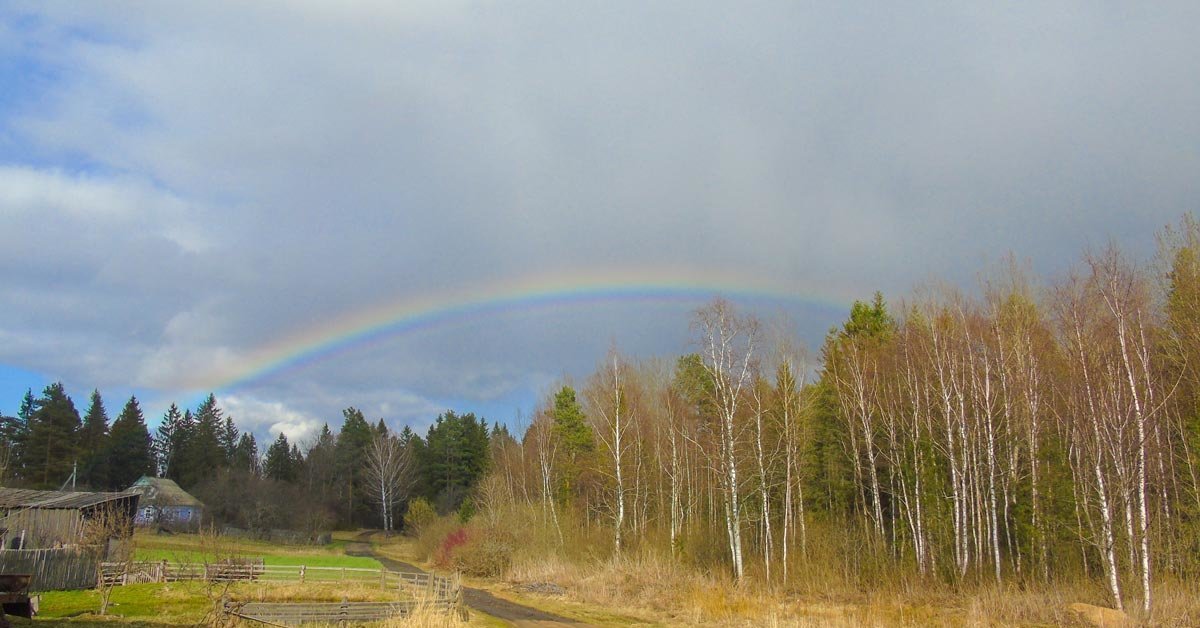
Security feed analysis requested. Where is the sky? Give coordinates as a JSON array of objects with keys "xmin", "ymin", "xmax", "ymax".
[{"xmin": 1, "ymin": 3, "xmax": 1198, "ymax": 447}]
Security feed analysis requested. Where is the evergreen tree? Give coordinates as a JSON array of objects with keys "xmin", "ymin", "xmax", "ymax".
[
  {"xmin": 231, "ymin": 433, "xmax": 260, "ymax": 474},
  {"xmin": 78, "ymin": 390, "xmax": 111, "ymax": 489},
  {"xmin": 220, "ymin": 416, "xmax": 240, "ymax": 463},
  {"xmin": 551, "ymin": 386, "xmax": 594, "ymax": 495},
  {"xmin": 24, "ymin": 382, "xmax": 81, "ymax": 488},
  {"xmin": 335, "ymin": 407, "xmax": 375, "ymax": 525},
  {"xmin": 166, "ymin": 409, "xmax": 195, "ymax": 484},
  {"xmin": 419, "ymin": 411, "xmax": 490, "ymax": 512},
  {"xmin": 108, "ymin": 396, "xmax": 154, "ymax": 490},
  {"xmin": 175, "ymin": 395, "xmax": 225, "ymax": 489},
  {"xmin": 304, "ymin": 423, "xmax": 339, "ymax": 518},
  {"xmin": 8, "ymin": 388, "xmax": 34, "ymax": 478},
  {"xmin": 552, "ymin": 386, "xmax": 594, "ymax": 455},
  {"xmin": 838, "ymin": 291, "xmax": 895, "ymax": 341},
  {"xmin": 154, "ymin": 404, "xmax": 182, "ymax": 477},
  {"xmin": 290, "ymin": 443, "xmax": 305, "ymax": 476},
  {"xmin": 18, "ymin": 389, "xmax": 34, "ymax": 424},
  {"xmin": 264, "ymin": 433, "xmax": 297, "ymax": 482},
  {"xmin": 398, "ymin": 426, "xmax": 416, "ymax": 448}
]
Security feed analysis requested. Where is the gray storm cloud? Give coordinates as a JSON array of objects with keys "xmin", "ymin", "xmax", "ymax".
[{"xmin": 1, "ymin": 2, "xmax": 1198, "ymax": 438}]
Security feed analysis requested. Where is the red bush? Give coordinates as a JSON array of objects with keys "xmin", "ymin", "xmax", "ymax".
[{"xmin": 434, "ymin": 527, "xmax": 471, "ymax": 568}]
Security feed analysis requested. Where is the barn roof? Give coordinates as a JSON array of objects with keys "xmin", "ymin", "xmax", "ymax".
[
  {"xmin": 127, "ymin": 476, "xmax": 204, "ymax": 508},
  {"xmin": 0, "ymin": 487, "xmax": 141, "ymax": 510}
]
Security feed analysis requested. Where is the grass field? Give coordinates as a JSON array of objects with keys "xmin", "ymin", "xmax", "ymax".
[
  {"xmin": 133, "ymin": 530, "xmax": 382, "ymax": 568},
  {"xmin": 9, "ymin": 531, "xmax": 480, "ymax": 626}
]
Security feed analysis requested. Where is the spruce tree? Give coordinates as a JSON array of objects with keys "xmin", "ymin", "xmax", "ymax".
[
  {"xmin": 154, "ymin": 404, "xmax": 182, "ymax": 477},
  {"xmin": 419, "ymin": 411, "xmax": 490, "ymax": 511},
  {"xmin": 304, "ymin": 424, "xmax": 338, "ymax": 512},
  {"xmin": 231, "ymin": 433, "xmax": 260, "ymax": 474},
  {"xmin": 78, "ymin": 390, "xmax": 111, "ymax": 489},
  {"xmin": 264, "ymin": 433, "xmax": 296, "ymax": 482},
  {"xmin": 166, "ymin": 409, "xmax": 195, "ymax": 484},
  {"xmin": 220, "ymin": 416, "xmax": 240, "ymax": 463},
  {"xmin": 177, "ymin": 394, "xmax": 225, "ymax": 488},
  {"xmin": 336, "ymin": 407, "xmax": 374, "ymax": 525},
  {"xmin": 9, "ymin": 388, "xmax": 34, "ymax": 479},
  {"xmin": 551, "ymin": 386, "xmax": 594, "ymax": 495},
  {"xmin": 24, "ymin": 382, "xmax": 81, "ymax": 488},
  {"xmin": 108, "ymin": 396, "xmax": 154, "ymax": 490}
]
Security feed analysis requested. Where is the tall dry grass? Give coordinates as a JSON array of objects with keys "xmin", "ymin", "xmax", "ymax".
[{"xmin": 411, "ymin": 500, "xmax": 1200, "ymax": 626}]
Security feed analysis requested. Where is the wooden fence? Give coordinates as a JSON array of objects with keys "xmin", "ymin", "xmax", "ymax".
[
  {"xmin": 101, "ymin": 559, "xmax": 464, "ymax": 625},
  {"xmin": 0, "ymin": 548, "xmax": 98, "ymax": 591},
  {"xmin": 226, "ymin": 597, "xmax": 466, "ymax": 625},
  {"xmin": 103, "ymin": 561, "xmax": 455, "ymax": 593}
]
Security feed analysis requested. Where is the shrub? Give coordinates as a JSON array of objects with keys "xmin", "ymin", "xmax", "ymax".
[
  {"xmin": 457, "ymin": 498, "xmax": 476, "ymax": 523},
  {"xmin": 434, "ymin": 527, "xmax": 471, "ymax": 569},
  {"xmin": 451, "ymin": 526, "xmax": 514, "ymax": 578},
  {"xmin": 403, "ymin": 497, "xmax": 436, "ymax": 536}
]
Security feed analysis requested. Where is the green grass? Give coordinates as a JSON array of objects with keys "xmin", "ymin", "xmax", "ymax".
[
  {"xmin": 25, "ymin": 581, "xmax": 211, "ymax": 625},
  {"xmin": 9, "ymin": 532, "xmax": 399, "ymax": 624},
  {"xmin": 133, "ymin": 531, "xmax": 381, "ymax": 569},
  {"xmin": 133, "ymin": 546, "xmax": 380, "ymax": 568}
]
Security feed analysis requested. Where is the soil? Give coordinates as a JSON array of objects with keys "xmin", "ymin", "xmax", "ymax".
[{"xmin": 347, "ymin": 531, "xmax": 584, "ymax": 626}]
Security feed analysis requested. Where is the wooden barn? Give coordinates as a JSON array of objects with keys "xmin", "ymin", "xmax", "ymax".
[
  {"xmin": 0, "ymin": 488, "xmax": 141, "ymax": 550},
  {"xmin": 127, "ymin": 476, "xmax": 204, "ymax": 529}
]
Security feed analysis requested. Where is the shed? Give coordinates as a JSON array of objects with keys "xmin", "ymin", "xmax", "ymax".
[
  {"xmin": 127, "ymin": 476, "xmax": 204, "ymax": 529},
  {"xmin": 0, "ymin": 488, "xmax": 141, "ymax": 550}
]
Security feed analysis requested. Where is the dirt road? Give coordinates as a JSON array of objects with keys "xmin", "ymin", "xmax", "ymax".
[{"xmin": 348, "ymin": 532, "xmax": 583, "ymax": 626}]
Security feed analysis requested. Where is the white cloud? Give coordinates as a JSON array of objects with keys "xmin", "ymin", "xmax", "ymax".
[
  {"xmin": 217, "ymin": 394, "xmax": 321, "ymax": 446},
  {"xmin": 0, "ymin": 166, "xmax": 211, "ymax": 252}
]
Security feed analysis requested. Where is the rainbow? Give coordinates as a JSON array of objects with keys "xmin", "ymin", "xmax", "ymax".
[{"xmin": 183, "ymin": 267, "xmax": 852, "ymax": 393}]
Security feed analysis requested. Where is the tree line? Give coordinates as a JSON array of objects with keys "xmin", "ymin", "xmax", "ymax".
[
  {"xmin": 0, "ymin": 388, "xmax": 495, "ymax": 535},
  {"xmin": 479, "ymin": 216, "xmax": 1200, "ymax": 614},
  {"xmin": 0, "ymin": 385, "xmax": 154, "ymax": 492}
]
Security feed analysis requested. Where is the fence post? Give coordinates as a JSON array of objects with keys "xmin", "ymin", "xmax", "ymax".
[{"xmin": 299, "ymin": 565, "xmax": 306, "ymax": 584}]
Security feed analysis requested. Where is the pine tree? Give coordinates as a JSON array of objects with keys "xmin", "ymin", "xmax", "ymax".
[
  {"xmin": 551, "ymin": 386, "xmax": 594, "ymax": 495},
  {"xmin": 166, "ymin": 409, "xmax": 195, "ymax": 484},
  {"xmin": 303, "ymin": 423, "xmax": 337, "ymax": 514},
  {"xmin": 108, "ymin": 396, "xmax": 154, "ymax": 490},
  {"xmin": 24, "ymin": 382, "xmax": 81, "ymax": 488},
  {"xmin": 290, "ymin": 443, "xmax": 304, "ymax": 477},
  {"xmin": 398, "ymin": 426, "xmax": 416, "ymax": 448},
  {"xmin": 79, "ymin": 390, "xmax": 111, "ymax": 489},
  {"xmin": 336, "ymin": 407, "xmax": 375, "ymax": 525},
  {"xmin": 8, "ymin": 388, "xmax": 34, "ymax": 478},
  {"xmin": 264, "ymin": 433, "xmax": 297, "ymax": 482},
  {"xmin": 220, "ymin": 416, "xmax": 240, "ymax": 463},
  {"xmin": 154, "ymin": 404, "xmax": 182, "ymax": 477},
  {"xmin": 176, "ymin": 394, "xmax": 225, "ymax": 489},
  {"xmin": 419, "ymin": 411, "xmax": 490, "ymax": 512},
  {"xmin": 231, "ymin": 433, "xmax": 260, "ymax": 474}
]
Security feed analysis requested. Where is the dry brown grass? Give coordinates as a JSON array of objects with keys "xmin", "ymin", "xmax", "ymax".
[{"xmin": 383, "ymin": 505, "xmax": 1200, "ymax": 626}]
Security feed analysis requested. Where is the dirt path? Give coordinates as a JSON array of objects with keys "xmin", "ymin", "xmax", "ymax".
[{"xmin": 348, "ymin": 531, "xmax": 584, "ymax": 626}]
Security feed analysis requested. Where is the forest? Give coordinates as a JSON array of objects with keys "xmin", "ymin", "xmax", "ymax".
[{"xmin": 5, "ymin": 216, "xmax": 1200, "ymax": 617}]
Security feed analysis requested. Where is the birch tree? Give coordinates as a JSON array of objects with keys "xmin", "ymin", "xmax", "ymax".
[
  {"xmin": 364, "ymin": 432, "xmax": 415, "ymax": 534},
  {"xmin": 586, "ymin": 348, "xmax": 636, "ymax": 553},
  {"xmin": 693, "ymin": 299, "xmax": 758, "ymax": 581}
]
